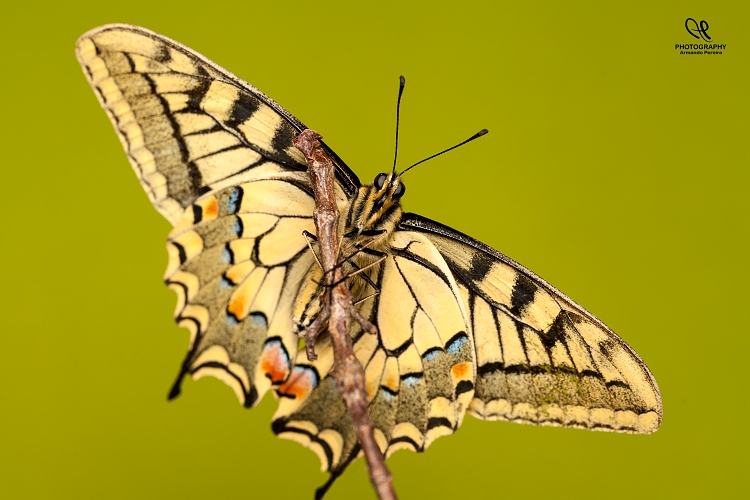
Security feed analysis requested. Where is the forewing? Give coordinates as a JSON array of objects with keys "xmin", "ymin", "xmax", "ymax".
[
  {"xmin": 271, "ymin": 231, "xmax": 475, "ymax": 492},
  {"xmin": 401, "ymin": 213, "xmax": 662, "ymax": 434},
  {"xmin": 76, "ymin": 24, "xmax": 358, "ymax": 225}
]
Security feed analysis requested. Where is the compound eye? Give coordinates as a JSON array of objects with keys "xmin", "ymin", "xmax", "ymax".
[
  {"xmin": 393, "ymin": 182, "xmax": 406, "ymax": 198},
  {"xmin": 374, "ymin": 173, "xmax": 388, "ymax": 189}
]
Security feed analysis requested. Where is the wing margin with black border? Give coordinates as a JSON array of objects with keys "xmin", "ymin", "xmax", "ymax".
[
  {"xmin": 400, "ymin": 212, "xmax": 662, "ymax": 434},
  {"xmin": 76, "ymin": 23, "xmax": 360, "ymax": 226}
]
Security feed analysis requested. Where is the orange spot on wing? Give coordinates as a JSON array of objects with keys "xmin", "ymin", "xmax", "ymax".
[
  {"xmin": 205, "ymin": 197, "xmax": 219, "ymax": 217},
  {"xmin": 451, "ymin": 362, "xmax": 470, "ymax": 379},
  {"xmin": 260, "ymin": 342, "xmax": 290, "ymax": 384},
  {"xmin": 227, "ymin": 295, "xmax": 245, "ymax": 320},
  {"xmin": 278, "ymin": 368, "xmax": 314, "ymax": 399}
]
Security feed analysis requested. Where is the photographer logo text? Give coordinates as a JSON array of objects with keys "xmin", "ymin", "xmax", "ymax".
[{"xmin": 676, "ymin": 18, "xmax": 725, "ymax": 55}]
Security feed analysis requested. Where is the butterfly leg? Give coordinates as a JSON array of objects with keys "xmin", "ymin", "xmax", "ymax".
[
  {"xmin": 334, "ymin": 228, "xmax": 385, "ymax": 263},
  {"xmin": 340, "ymin": 256, "xmax": 384, "ymax": 337},
  {"xmin": 352, "ymin": 290, "xmax": 380, "ymax": 307},
  {"xmin": 329, "ymin": 254, "xmax": 387, "ymax": 288},
  {"xmin": 350, "ymin": 302, "xmax": 378, "ymax": 336},
  {"xmin": 301, "ymin": 303, "xmax": 330, "ymax": 362},
  {"xmin": 302, "ymin": 230, "xmax": 323, "ymax": 270},
  {"xmin": 304, "ymin": 230, "xmax": 381, "ymax": 290},
  {"xmin": 321, "ymin": 231, "xmax": 386, "ymax": 279},
  {"xmin": 310, "ymin": 244, "xmax": 383, "ymax": 293}
]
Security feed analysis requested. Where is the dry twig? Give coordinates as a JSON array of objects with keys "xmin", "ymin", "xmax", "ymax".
[{"xmin": 294, "ymin": 130, "xmax": 397, "ymax": 500}]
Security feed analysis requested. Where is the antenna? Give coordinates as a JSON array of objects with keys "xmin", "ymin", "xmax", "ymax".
[
  {"xmin": 392, "ymin": 76, "xmax": 406, "ymax": 172},
  {"xmin": 399, "ymin": 129, "xmax": 488, "ymax": 176}
]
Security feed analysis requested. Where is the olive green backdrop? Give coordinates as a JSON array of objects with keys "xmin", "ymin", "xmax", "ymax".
[{"xmin": 2, "ymin": 1, "xmax": 747, "ymax": 498}]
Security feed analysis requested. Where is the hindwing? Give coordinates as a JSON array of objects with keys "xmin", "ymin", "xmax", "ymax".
[
  {"xmin": 165, "ymin": 172, "xmax": 329, "ymax": 405},
  {"xmin": 272, "ymin": 231, "xmax": 476, "ymax": 490},
  {"xmin": 401, "ymin": 214, "xmax": 663, "ymax": 433}
]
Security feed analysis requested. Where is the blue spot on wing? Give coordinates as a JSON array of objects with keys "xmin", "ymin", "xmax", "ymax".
[
  {"xmin": 402, "ymin": 376, "xmax": 421, "ymax": 387},
  {"xmin": 234, "ymin": 216, "xmax": 244, "ymax": 237},
  {"xmin": 225, "ymin": 311, "xmax": 239, "ymax": 326},
  {"xmin": 219, "ymin": 275, "xmax": 233, "ymax": 289},
  {"xmin": 250, "ymin": 312, "xmax": 268, "ymax": 328},
  {"xmin": 228, "ymin": 186, "xmax": 243, "ymax": 213},
  {"xmin": 222, "ymin": 245, "xmax": 234, "ymax": 264},
  {"xmin": 446, "ymin": 333, "xmax": 468, "ymax": 354},
  {"xmin": 380, "ymin": 388, "xmax": 396, "ymax": 401},
  {"xmin": 422, "ymin": 348, "xmax": 442, "ymax": 362}
]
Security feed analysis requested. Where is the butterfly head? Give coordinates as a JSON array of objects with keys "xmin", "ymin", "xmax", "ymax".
[
  {"xmin": 345, "ymin": 171, "xmax": 405, "ymax": 239},
  {"xmin": 373, "ymin": 171, "xmax": 406, "ymax": 200}
]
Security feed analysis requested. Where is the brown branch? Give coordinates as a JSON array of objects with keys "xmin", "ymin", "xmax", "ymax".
[{"xmin": 294, "ymin": 129, "xmax": 397, "ymax": 500}]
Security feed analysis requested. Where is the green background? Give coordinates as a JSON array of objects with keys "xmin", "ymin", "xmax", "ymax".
[{"xmin": 2, "ymin": 0, "xmax": 747, "ymax": 498}]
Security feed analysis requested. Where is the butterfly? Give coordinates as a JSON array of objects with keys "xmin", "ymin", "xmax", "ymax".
[{"xmin": 76, "ymin": 24, "xmax": 662, "ymax": 497}]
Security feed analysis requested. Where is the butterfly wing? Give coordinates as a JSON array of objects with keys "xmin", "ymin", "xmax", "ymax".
[
  {"xmin": 76, "ymin": 24, "xmax": 357, "ymax": 404},
  {"xmin": 401, "ymin": 213, "xmax": 663, "ymax": 434},
  {"xmin": 272, "ymin": 230, "xmax": 476, "ymax": 492},
  {"xmin": 76, "ymin": 24, "xmax": 359, "ymax": 225},
  {"xmin": 164, "ymin": 173, "xmax": 348, "ymax": 405}
]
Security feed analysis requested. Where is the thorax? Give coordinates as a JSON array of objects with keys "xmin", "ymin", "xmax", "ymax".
[{"xmin": 292, "ymin": 183, "xmax": 403, "ymax": 332}]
